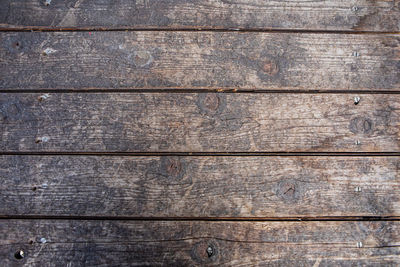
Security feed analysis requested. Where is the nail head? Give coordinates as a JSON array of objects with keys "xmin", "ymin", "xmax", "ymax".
[
  {"xmin": 206, "ymin": 246, "xmax": 214, "ymax": 257},
  {"xmin": 14, "ymin": 250, "xmax": 24, "ymax": 259}
]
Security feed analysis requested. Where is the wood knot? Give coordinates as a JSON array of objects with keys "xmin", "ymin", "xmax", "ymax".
[
  {"xmin": 160, "ymin": 157, "xmax": 185, "ymax": 180},
  {"xmin": 276, "ymin": 179, "xmax": 303, "ymax": 202},
  {"xmin": 262, "ymin": 59, "xmax": 279, "ymax": 76},
  {"xmin": 191, "ymin": 240, "xmax": 219, "ymax": 264},
  {"xmin": 0, "ymin": 102, "xmax": 22, "ymax": 121},
  {"xmin": 197, "ymin": 93, "xmax": 225, "ymax": 116},
  {"xmin": 131, "ymin": 51, "xmax": 153, "ymax": 67},
  {"xmin": 203, "ymin": 94, "xmax": 220, "ymax": 111},
  {"xmin": 349, "ymin": 116, "xmax": 373, "ymax": 135}
]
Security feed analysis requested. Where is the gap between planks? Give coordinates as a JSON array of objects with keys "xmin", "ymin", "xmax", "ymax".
[
  {"xmin": 0, "ymin": 152, "xmax": 400, "ymax": 156},
  {"xmin": 1, "ymin": 215, "xmax": 400, "ymax": 221},
  {"xmin": 0, "ymin": 27, "xmax": 399, "ymax": 35},
  {"xmin": 2, "ymin": 89, "xmax": 400, "ymax": 94}
]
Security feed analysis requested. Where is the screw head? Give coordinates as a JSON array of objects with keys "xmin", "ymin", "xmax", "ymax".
[
  {"xmin": 354, "ymin": 96, "xmax": 361, "ymax": 105},
  {"xmin": 40, "ymin": 237, "xmax": 47, "ymax": 243},
  {"xmin": 354, "ymin": 186, "xmax": 362, "ymax": 192},
  {"xmin": 357, "ymin": 241, "xmax": 363, "ymax": 248},
  {"xmin": 14, "ymin": 250, "xmax": 24, "ymax": 259},
  {"xmin": 355, "ymin": 140, "xmax": 361, "ymax": 145},
  {"xmin": 352, "ymin": 6, "xmax": 359, "ymax": 12}
]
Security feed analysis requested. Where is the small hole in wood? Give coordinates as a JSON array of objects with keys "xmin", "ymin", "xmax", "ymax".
[
  {"xmin": 32, "ymin": 186, "xmax": 37, "ymax": 191},
  {"xmin": 14, "ymin": 250, "xmax": 24, "ymax": 260},
  {"xmin": 12, "ymin": 41, "xmax": 21, "ymax": 49},
  {"xmin": 29, "ymin": 240, "xmax": 34, "ymax": 245}
]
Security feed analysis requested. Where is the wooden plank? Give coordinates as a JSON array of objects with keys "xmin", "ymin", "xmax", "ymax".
[
  {"xmin": 1, "ymin": 155, "xmax": 399, "ymax": 217},
  {"xmin": 0, "ymin": 32, "xmax": 398, "ymax": 91},
  {"xmin": 1, "ymin": 220, "xmax": 399, "ymax": 266},
  {"xmin": 0, "ymin": 0, "xmax": 399, "ymax": 32},
  {"xmin": 0, "ymin": 93, "xmax": 399, "ymax": 152}
]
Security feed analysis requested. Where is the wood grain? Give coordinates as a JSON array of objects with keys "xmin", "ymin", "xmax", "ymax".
[
  {"xmin": 1, "ymin": 220, "xmax": 400, "ymax": 266},
  {"xmin": 0, "ymin": 93, "xmax": 399, "ymax": 152},
  {"xmin": 1, "ymin": 155, "xmax": 399, "ymax": 217},
  {"xmin": 1, "ymin": 32, "xmax": 399, "ymax": 90},
  {"xmin": 0, "ymin": 0, "xmax": 399, "ymax": 32}
]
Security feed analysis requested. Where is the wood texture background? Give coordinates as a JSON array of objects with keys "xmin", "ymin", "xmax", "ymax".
[
  {"xmin": 0, "ymin": 0, "xmax": 399, "ymax": 32},
  {"xmin": 1, "ymin": 32, "xmax": 399, "ymax": 91},
  {"xmin": 1, "ymin": 1, "xmax": 399, "ymax": 266},
  {"xmin": 0, "ymin": 93, "xmax": 399, "ymax": 152},
  {"xmin": 2, "ymin": 220, "xmax": 400, "ymax": 266},
  {"xmin": 1, "ymin": 155, "xmax": 399, "ymax": 217}
]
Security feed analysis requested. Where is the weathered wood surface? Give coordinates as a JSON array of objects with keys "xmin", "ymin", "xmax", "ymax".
[
  {"xmin": 0, "ymin": 0, "xmax": 399, "ymax": 32},
  {"xmin": 1, "ymin": 32, "xmax": 399, "ymax": 90},
  {"xmin": 1, "ymin": 155, "xmax": 399, "ymax": 217},
  {"xmin": 0, "ymin": 93, "xmax": 399, "ymax": 152},
  {"xmin": 2, "ymin": 220, "xmax": 400, "ymax": 266}
]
